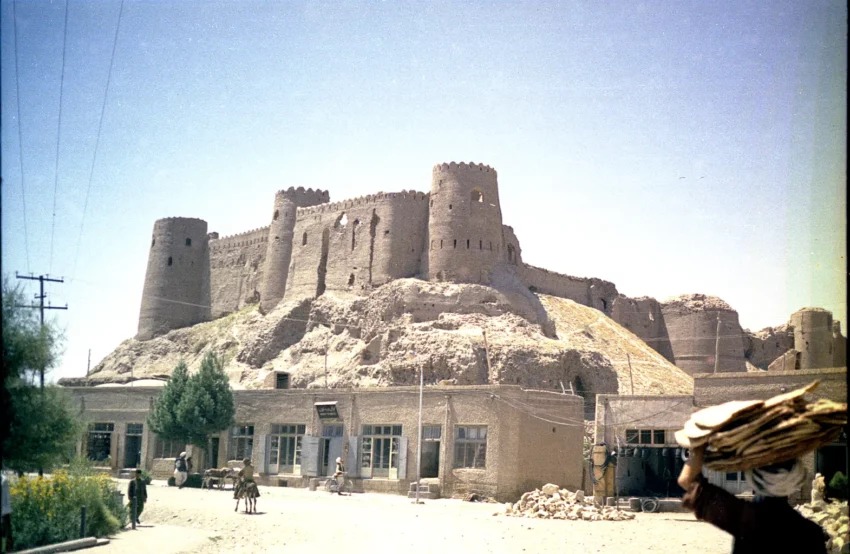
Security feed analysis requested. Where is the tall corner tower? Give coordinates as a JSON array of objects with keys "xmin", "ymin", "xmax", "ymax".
[
  {"xmin": 137, "ymin": 217, "xmax": 211, "ymax": 340},
  {"xmin": 427, "ymin": 161, "xmax": 504, "ymax": 284},
  {"xmin": 790, "ymin": 308, "xmax": 834, "ymax": 369},
  {"xmin": 259, "ymin": 187, "xmax": 329, "ymax": 313}
]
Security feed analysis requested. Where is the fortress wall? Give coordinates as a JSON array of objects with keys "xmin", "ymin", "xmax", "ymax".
[
  {"xmin": 519, "ymin": 264, "xmax": 617, "ymax": 314},
  {"xmin": 660, "ymin": 299, "xmax": 747, "ymax": 375},
  {"xmin": 208, "ymin": 226, "xmax": 270, "ymax": 318},
  {"xmin": 744, "ymin": 326, "xmax": 794, "ymax": 369},
  {"xmin": 137, "ymin": 218, "xmax": 211, "ymax": 340},
  {"xmin": 427, "ymin": 162, "xmax": 504, "ymax": 284},
  {"xmin": 501, "ymin": 225, "xmax": 523, "ymax": 266},
  {"xmin": 285, "ymin": 191, "xmax": 429, "ymax": 301},
  {"xmin": 610, "ymin": 296, "xmax": 675, "ymax": 362}
]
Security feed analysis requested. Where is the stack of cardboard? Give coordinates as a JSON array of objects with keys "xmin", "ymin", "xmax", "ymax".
[{"xmin": 675, "ymin": 381, "xmax": 846, "ymax": 471}]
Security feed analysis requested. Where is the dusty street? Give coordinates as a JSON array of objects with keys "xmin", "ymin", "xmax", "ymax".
[{"xmin": 101, "ymin": 480, "xmax": 733, "ymax": 554}]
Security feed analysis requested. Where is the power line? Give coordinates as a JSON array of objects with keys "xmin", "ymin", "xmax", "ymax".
[
  {"xmin": 12, "ymin": 0, "xmax": 30, "ymax": 273},
  {"xmin": 72, "ymin": 0, "xmax": 125, "ymax": 278},
  {"xmin": 50, "ymin": 0, "xmax": 71, "ymax": 274}
]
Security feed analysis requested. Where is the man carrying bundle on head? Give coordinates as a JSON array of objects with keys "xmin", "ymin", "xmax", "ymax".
[{"xmin": 676, "ymin": 381, "xmax": 844, "ymax": 554}]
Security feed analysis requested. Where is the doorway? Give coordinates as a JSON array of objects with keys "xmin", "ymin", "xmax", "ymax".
[
  {"xmin": 421, "ymin": 425, "xmax": 441, "ymax": 478},
  {"xmin": 124, "ymin": 424, "xmax": 143, "ymax": 468},
  {"xmin": 208, "ymin": 437, "xmax": 220, "ymax": 469}
]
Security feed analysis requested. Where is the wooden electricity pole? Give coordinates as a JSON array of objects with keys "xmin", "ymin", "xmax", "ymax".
[{"xmin": 15, "ymin": 273, "xmax": 68, "ymax": 388}]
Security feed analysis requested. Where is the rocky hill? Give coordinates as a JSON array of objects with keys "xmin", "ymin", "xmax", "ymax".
[{"xmin": 66, "ymin": 279, "xmax": 693, "ymax": 400}]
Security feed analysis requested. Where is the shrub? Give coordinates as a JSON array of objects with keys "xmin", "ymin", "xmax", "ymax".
[
  {"xmin": 10, "ymin": 467, "xmax": 127, "ymax": 550},
  {"xmin": 829, "ymin": 471, "xmax": 848, "ymax": 499}
]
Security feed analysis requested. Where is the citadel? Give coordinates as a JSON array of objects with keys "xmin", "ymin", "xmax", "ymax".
[
  {"xmin": 136, "ymin": 161, "xmax": 845, "ymax": 375},
  {"xmin": 64, "ymin": 161, "xmax": 846, "ymax": 504}
]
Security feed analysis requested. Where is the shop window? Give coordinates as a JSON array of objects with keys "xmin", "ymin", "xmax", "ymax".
[
  {"xmin": 87, "ymin": 423, "xmax": 114, "ymax": 463},
  {"xmin": 154, "ymin": 437, "xmax": 183, "ymax": 459},
  {"xmin": 360, "ymin": 424, "xmax": 401, "ymax": 478},
  {"xmin": 268, "ymin": 424, "xmax": 306, "ymax": 474},
  {"xmin": 454, "ymin": 425, "xmax": 487, "ymax": 469},
  {"xmin": 230, "ymin": 424, "xmax": 254, "ymax": 460},
  {"xmin": 625, "ymin": 428, "xmax": 668, "ymax": 445}
]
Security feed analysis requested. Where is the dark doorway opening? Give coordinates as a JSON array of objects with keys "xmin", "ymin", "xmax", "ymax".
[
  {"xmin": 125, "ymin": 436, "xmax": 142, "ymax": 468},
  {"xmin": 208, "ymin": 437, "xmax": 220, "ymax": 469}
]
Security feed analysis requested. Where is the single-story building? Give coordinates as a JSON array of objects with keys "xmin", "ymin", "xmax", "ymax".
[
  {"xmin": 593, "ymin": 367, "xmax": 848, "ymax": 503},
  {"xmin": 68, "ymin": 384, "xmax": 584, "ymax": 502}
]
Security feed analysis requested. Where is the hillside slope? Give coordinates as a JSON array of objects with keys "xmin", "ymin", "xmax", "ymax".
[{"xmin": 69, "ymin": 279, "xmax": 693, "ymax": 399}]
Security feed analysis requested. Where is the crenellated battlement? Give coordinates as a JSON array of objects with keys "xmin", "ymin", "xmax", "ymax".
[
  {"xmin": 295, "ymin": 190, "xmax": 429, "ymax": 217},
  {"xmin": 433, "ymin": 161, "xmax": 497, "ymax": 176},
  {"xmin": 275, "ymin": 187, "xmax": 330, "ymax": 208},
  {"xmin": 209, "ymin": 226, "xmax": 270, "ymax": 252}
]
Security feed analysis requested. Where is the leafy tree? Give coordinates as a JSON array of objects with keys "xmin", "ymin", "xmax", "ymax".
[
  {"xmin": 146, "ymin": 353, "xmax": 235, "ymax": 449},
  {"xmin": 146, "ymin": 360, "xmax": 190, "ymax": 442},
  {"xmin": 2, "ymin": 278, "xmax": 82, "ymax": 472},
  {"xmin": 177, "ymin": 352, "xmax": 235, "ymax": 446}
]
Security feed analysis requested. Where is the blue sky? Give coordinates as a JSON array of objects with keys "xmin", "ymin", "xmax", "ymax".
[{"xmin": 2, "ymin": 0, "xmax": 846, "ymax": 381}]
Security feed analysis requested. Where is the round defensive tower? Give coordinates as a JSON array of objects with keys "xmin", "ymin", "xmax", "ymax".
[
  {"xmin": 427, "ymin": 162, "xmax": 504, "ymax": 284},
  {"xmin": 790, "ymin": 308, "xmax": 834, "ymax": 369},
  {"xmin": 137, "ymin": 217, "xmax": 211, "ymax": 341},
  {"xmin": 259, "ymin": 187, "xmax": 329, "ymax": 313},
  {"xmin": 660, "ymin": 294, "xmax": 747, "ymax": 375}
]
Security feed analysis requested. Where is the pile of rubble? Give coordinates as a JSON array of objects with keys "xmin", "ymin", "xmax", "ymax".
[
  {"xmin": 504, "ymin": 484, "xmax": 635, "ymax": 521},
  {"xmin": 796, "ymin": 500, "xmax": 849, "ymax": 554}
]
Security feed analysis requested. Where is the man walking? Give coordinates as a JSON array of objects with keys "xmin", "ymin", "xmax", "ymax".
[
  {"xmin": 2, "ymin": 473, "xmax": 13, "ymax": 552},
  {"xmin": 174, "ymin": 452, "xmax": 189, "ymax": 489},
  {"xmin": 127, "ymin": 469, "xmax": 147, "ymax": 525}
]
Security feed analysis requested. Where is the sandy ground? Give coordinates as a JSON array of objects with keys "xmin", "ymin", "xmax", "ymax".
[{"xmin": 98, "ymin": 480, "xmax": 733, "ymax": 554}]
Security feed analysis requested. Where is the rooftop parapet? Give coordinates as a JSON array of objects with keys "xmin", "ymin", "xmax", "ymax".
[
  {"xmin": 275, "ymin": 187, "xmax": 330, "ymax": 208},
  {"xmin": 433, "ymin": 161, "xmax": 497, "ymax": 175},
  {"xmin": 295, "ymin": 190, "xmax": 429, "ymax": 217}
]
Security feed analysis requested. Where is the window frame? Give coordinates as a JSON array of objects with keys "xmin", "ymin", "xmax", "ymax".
[
  {"xmin": 230, "ymin": 424, "xmax": 255, "ymax": 461},
  {"xmin": 453, "ymin": 425, "xmax": 487, "ymax": 469}
]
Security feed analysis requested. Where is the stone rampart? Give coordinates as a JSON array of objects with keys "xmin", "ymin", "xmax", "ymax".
[
  {"xmin": 284, "ymin": 191, "xmax": 429, "ymax": 301},
  {"xmin": 610, "ymin": 295, "xmax": 674, "ymax": 362},
  {"xmin": 519, "ymin": 264, "xmax": 617, "ymax": 314},
  {"xmin": 209, "ymin": 226, "xmax": 270, "ymax": 318},
  {"xmin": 137, "ymin": 217, "xmax": 211, "ymax": 340}
]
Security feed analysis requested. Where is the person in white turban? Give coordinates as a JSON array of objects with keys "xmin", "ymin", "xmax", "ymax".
[{"xmin": 678, "ymin": 445, "xmax": 828, "ymax": 554}]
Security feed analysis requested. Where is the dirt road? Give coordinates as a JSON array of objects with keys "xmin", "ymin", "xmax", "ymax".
[{"xmin": 102, "ymin": 480, "xmax": 732, "ymax": 554}]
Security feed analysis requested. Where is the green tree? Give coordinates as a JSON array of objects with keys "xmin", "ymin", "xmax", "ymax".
[
  {"xmin": 146, "ymin": 360, "xmax": 190, "ymax": 442},
  {"xmin": 2, "ymin": 278, "xmax": 82, "ymax": 472},
  {"xmin": 177, "ymin": 352, "xmax": 235, "ymax": 446}
]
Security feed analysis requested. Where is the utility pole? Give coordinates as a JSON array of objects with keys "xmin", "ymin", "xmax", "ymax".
[
  {"xmin": 15, "ymin": 272, "xmax": 68, "ymax": 388},
  {"xmin": 482, "ymin": 330, "xmax": 493, "ymax": 381},
  {"xmin": 626, "ymin": 353, "xmax": 635, "ymax": 395},
  {"xmin": 324, "ymin": 331, "xmax": 330, "ymax": 388},
  {"xmin": 87, "ymin": 349, "xmax": 91, "ymax": 376},
  {"xmin": 714, "ymin": 314, "xmax": 722, "ymax": 374},
  {"xmin": 414, "ymin": 361, "xmax": 424, "ymax": 504}
]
